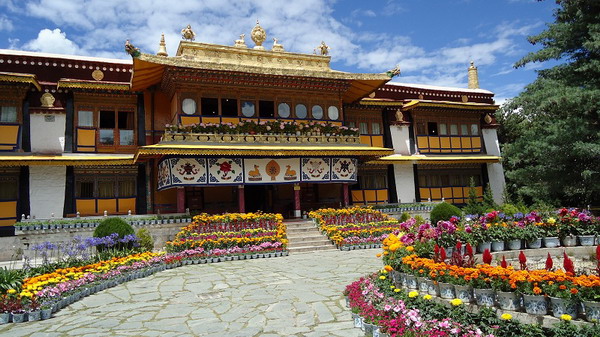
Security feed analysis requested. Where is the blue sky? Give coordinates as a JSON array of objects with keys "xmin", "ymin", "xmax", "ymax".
[{"xmin": 0, "ymin": 0, "xmax": 558, "ymax": 104}]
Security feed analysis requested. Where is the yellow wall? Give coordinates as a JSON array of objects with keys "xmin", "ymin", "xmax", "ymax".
[{"xmin": 0, "ymin": 201, "xmax": 17, "ymax": 226}]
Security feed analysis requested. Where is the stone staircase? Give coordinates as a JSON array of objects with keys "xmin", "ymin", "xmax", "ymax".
[{"xmin": 285, "ymin": 219, "xmax": 336, "ymax": 253}]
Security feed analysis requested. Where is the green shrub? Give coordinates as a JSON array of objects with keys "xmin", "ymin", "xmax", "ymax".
[
  {"xmin": 430, "ymin": 202, "xmax": 462, "ymax": 225},
  {"xmin": 414, "ymin": 215, "xmax": 426, "ymax": 225},
  {"xmin": 137, "ymin": 228, "xmax": 154, "ymax": 252},
  {"xmin": 399, "ymin": 212, "xmax": 411, "ymax": 223},
  {"xmin": 500, "ymin": 203, "xmax": 520, "ymax": 217},
  {"xmin": 93, "ymin": 217, "xmax": 134, "ymax": 239},
  {"xmin": 0, "ymin": 267, "xmax": 22, "ymax": 293}
]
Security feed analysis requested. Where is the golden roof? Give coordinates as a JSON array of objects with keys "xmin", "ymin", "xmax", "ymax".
[
  {"xmin": 130, "ymin": 40, "xmax": 390, "ymax": 102},
  {"xmin": 0, "ymin": 71, "xmax": 41, "ymax": 90},
  {"xmin": 401, "ymin": 99, "xmax": 499, "ymax": 111},
  {"xmin": 368, "ymin": 154, "xmax": 501, "ymax": 165},
  {"xmin": 135, "ymin": 143, "xmax": 393, "ymax": 160},
  {"xmin": 0, "ymin": 154, "xmax": 135, "ymax": 166},
  {"xmin": 57, "ymin": 79, "xmax": 130, "ymax": 91}
]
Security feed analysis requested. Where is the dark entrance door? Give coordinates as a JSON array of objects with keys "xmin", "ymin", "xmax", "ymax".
[{"xmin": 244, "ymin": 185, "xmax": 273, "ymax": 213}]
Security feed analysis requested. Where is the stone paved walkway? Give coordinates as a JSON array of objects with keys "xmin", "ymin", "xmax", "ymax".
[{"xmin": 0, "ymin": 249, "xmax": 381, "ymax": 336}]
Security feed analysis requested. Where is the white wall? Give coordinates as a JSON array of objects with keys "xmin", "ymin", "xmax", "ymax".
[
  {"xmin": 482, "ymin": 128, "xmax": 506, "ymax": 204},
  {"xmin": 30, "ymin": 114, "xmax": 65, "ymax": 154},
  {"xmin": 389, "ymin": 125, "xmax": 411, "ymax": 155},
  {"xmin": 393, "ymin": 164, "xmax": 416, "ymax": 203},
  {"xmin": 29, "ymin": 166, "xmax": 66, "ymax": 219}
]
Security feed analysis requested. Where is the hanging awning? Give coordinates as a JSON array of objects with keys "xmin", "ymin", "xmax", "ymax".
[
  {"xmin": 135, "ymin": 143, "xmax": 393, "ymax": 160},
  {"xmin": 368, "ymin": 154, "xmax": 501, "ymax": 165},
  {"xmin": 0, "ymin": 154, "xmax": 135, "ymax": 167}
]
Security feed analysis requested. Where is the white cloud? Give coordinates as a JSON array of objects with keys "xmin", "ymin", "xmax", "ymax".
[
  {"xmin": 0, "ymin": 15, "xmax": 12, "ymax": 31},
  {"xmin": 22, "ymin": 28, "xmax": 79, "ymax": 55}
]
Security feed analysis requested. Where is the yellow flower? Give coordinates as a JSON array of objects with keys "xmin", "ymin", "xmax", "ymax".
[
  {"xmin": 560, "ymin": 314, "xmax": 572, "ymax": 321},
  {"xmin": 390, "ymin": 285, "xmax": 395, "ymax": 289},
  {"xmin": 408, "ymin": 291, "xmax": 419, "ymax": 298},
  {"xmin": 547, "ymin": 217, "xmax": 556, "ymax": 224},
  {"xmin": 381, "ymin": 269, "xmax": 388, "ymax": 274},
  {"xmin": 450, "ymin": 298, "xmax": 463, "ymax": 306},
  {"xmin": 394, "ymin": 288, "xmax": 401, "ymax": 293},
  {"xmin": 379, "ymin": 275, "xmax": 386, "ymax": 280},
  {"xmin": 7, "ymin": 289, "xmax": 16, "ymax": 294},
  {"xmin": 501, "ymin": 313, "xmax": 512, "ymax": 320},
  {"xmin": 423, "ymin": 294, "xmax": 432, "ymax": 300}
]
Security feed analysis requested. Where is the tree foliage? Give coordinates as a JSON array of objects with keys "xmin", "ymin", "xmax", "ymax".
[{"xmin": 498, "ymin": 0, "xmax": 600, "ymax": 207}]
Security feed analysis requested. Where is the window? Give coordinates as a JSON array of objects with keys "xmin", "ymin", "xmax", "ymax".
[
  {"xmin": 76, "ymin": 181, "xmax": 94, "ymax": 198},
  {"xmin": 427, "ymin": 122, "xmax": 438, "ymax": 136},
  {"xmin": 295, "ymin": 104, "xmax": 307, "ymax": 119},
  {"xmin": 371, "ymin": 123, "xmax": 381, "ymax": 134},
  {"xmin": 0, "ymin": 176, "xmax": 17, "ymax": 200},
  {"xmin": 439, "ymin": 123, "xmax": 447, "ymax": 135},
  {"xmin": 359, "ymin": 174, "xmax": 387, "ymax": 189},
  {"xmin": 182, "ymin": 98, "xmax": 196, "ymax": 115},
  {"xmin": 450, "ymin": 124, "xmax": 458, "ymax": 135},
  {"xmin": 461, "ymin": 124, "xmax": 469, "ymax": 135},
  {"xmin": 118, "ymin": 180, "xmax": 136, "ymax": 197},
  {"xmin": 359, "ymin": 122, "xmax": 368, "ymax": 134},
  {"xmin": 78, "ymin": 110, "xmax": 93, "ymax": 127},
  {"xmin": 328, "ymin": 106, "xmax": 339, "ymax": 120},
  {"xmin": 259, "ymin": 100, "xmax": 275, "ymax": 118},
  {"xmin": 76, "ymin": 176, "xmax": 136, "ymax": 198},
  {"xmin": 347, "ymin": 121, "xmax": 356, "ymax": 129},
  {"xmin": 201, "ymin": 98, "xmax": 218, "ymax": 116},
  {"xmin": 118, "ymin": 111, "xmax": 134, "ymax": 146},
  {"xmin": 471, "ymin": 124, "xmax": 479, "ymax": 136},
  {"xmin": 277, "ymin": 103, "xmax": 290, "ymax": 118},
  {"xmin": 312, "ymin": 105, "xmax": 323, "ymax": 119},
  {"xmin": 99, "ymin": 110, "xmax": 115, "ymax": 145},
  {"xmin": 241, "ymin": 101, "xmax": 255, "ymax": 117},
  {"xmin": 0, "ymin": 106, "xmax": 17, "ymax": 123},
  {"xmin": 221, "ymin": 98, "xmax": 238, "ymax": 116},
  {"xmin": 416, "ymin": 123, "xmax": 426, "ymax": 135}
]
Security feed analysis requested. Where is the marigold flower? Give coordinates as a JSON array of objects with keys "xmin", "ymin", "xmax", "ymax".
[
  {"xmin": 379, "ymin": 275, "xmax": 386, "ymax": 280},
  {"xmin": 450, "ymin": 298, "xmax": 463, "ymax": 306},
  {"xmin": 405, "ymin": 246, "xmax": 414, "ymax": 252},
  {"xmin": 501, "ymin": 313, "xmax": 512, "ymax": 320},
  {"xmin": 7, "ymin": 289, "xmax": 16, "ymax": 294},
  {"xmin": 408, "ymin": 291, "xmax": 419, "ymax": 298},
  {"xmin": 394, "ymin": 288, "xmax": 401, "ymax": 293},
  {"xmin": 423, "ymin": 294, "xmax": 432, "ymax": 300},
  {"xmin": 533, "ymin": 286, "xmax": 542, "ymax": 295},
  {"xmin": 560, "ymin": 314, "xmax": 572, "ymax": 321},
  {"xmin": 570, "ymin": 288, "xmax": 578, "ymax": 294},
  {"xmin": 376, "ymin": 253, "xmax": 382, "ymax": 258},
  {"xmin": 384, "ymin": 265, "xmax": 393, "ymax": 272}
]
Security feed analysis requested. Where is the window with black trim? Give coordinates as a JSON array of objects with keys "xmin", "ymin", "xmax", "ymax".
[
  {"xmin": 0, "ymin": 106, "xmax": 17, "ymax": 123},
  {"xmin": 201, "ymin": 98, "xmax": 218, "ymax": 116},
  {"xmin": 259, "ymin": 100, "xmax": 275, "ymax": 118},
  {"xmin": 221, "ymin": 98, "xmax": 238, "ymax": 116},
  {"xmin": 76, "ymin": 176, "xmax": 136, "ymax": 198}
]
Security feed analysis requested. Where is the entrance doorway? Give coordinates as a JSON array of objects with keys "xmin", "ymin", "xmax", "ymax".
[{"xmin": 244, "ymin": 184, "xmax": 294, "ymax": 216}]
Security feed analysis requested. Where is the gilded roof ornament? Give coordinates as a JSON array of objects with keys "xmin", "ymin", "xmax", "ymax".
[
  {"xmin": 315, "ymin": 41, "xmax": 330, "ymax": 56},
  {"xmin": 251, "ymin": 20, "xmax": 267, "ymax": 50},
  {"xmin": 234, "ymin": 34, "xmax": 247, "ymax": 48},
  {"xmin": 181, "ymin": 25, "xmax": 196, "ymax": 41},
  {"xmin": 272, "ymin": 37, "xmax": 284, "ymax": 52},
  {"xmin": 124, "ymin": 40, "xmax": 140, "ymax": 58},
  {"xmin": 157, "ymin": 33, "xmax": 168, "ymax": 57},
  {"xmin": 386, "ymin": 65, "xmax": 401, "ymax": 78},
  {"xmin": 468, "ymin": 60, "xmax": 480, "ymax": 89}
]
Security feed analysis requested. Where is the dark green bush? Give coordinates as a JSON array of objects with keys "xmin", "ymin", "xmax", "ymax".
[
  {"xmin": 93, "ymin": 217, "xmax": 134, "ymax": 239},
  {"xmin": 399, "ymin": 212, "xmax": 411, "ymax": 222},
  {"xmin": 137, "ymin": 228, "xmax": 154, "ymax": 252},
  {"xmin": 429, "ymin": 202, "xmax": 462, "ymax": 225}
]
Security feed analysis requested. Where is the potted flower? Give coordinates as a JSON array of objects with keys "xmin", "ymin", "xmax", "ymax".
[
  {"xmin": 26, "ymin": 297, "xmax": 41, "ymax": 322},
  {"xmin": 514, "ymin": 269, "xmax": 549, "ymax": 315},
  {"xmin": 540, "ymin": 216, "xmax": 560, "ymax": 248},
  {"xmin": 486, "ymin": 223, "xmax": 508, "ymax": 251},
  {"xmin": 572, "ymin": 210, "xmax": 597, "ymax": 246},
  {"xmin": 541, "ymin": 272, "xmax": 579, "ymax": 318},
  {"xmin": 519, "ymin": 222, "xmax": 544, "ymax": 249}
]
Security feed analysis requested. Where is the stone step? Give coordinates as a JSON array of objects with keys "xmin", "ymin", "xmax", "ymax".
[
  {"xmin": 285, "ymin": 222, "xmax": 316, "ymax": 229},
  {"xmin": 286, "ymin": 235, "xmax": 331, "ymax": 242},
  {"xmin": 288, "ymin": 239, "xmax": 333, "ymax": 248},
  {"xmin": 288, "ymin": 245, "xmax": 336, "ymax": 253},
  {"xmin": 287, "ymin": 227, "xmax": 320, "ymax": 234}
]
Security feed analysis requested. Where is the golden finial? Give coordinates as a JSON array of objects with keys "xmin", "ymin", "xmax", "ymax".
[
  {"xmin": 157, "ymin": 33, "xmax": 168, "ymax": 56},
  {"xmin": 181, "ymin": 24, "xmax": 196, "ymax": 41},
  {"xmin": 251, "ymin": 20, "xmax": 267, "ymax": 50},
  {"xmin": 468, "ymin": 60, "xmax": 480, "ymax": 89},
  {"xmin": 315, "ymin": 41, "xmax": 330, "ymax": 56}
]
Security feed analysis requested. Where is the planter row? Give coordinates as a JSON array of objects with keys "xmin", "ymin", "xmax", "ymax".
[
  {"xmin": 338, "ymin": 244, "xmax": 383, "ymax": 251},
  {"xmin": 391, "ymin": 271, "xmax": 600, "ymax": 323},
  {"xmin": 15, "ymin": 218, "xmax": 193, "ymax": 232},
  {"xmin": 470, "ymin": 235, "xmax": 597, "ymax": 254},
  {"xmin": 349, "ymin": 311, "xmax": 389, "ymax": 337},
  {"xmin": 0, "ymin": 249, "xmax": 289, "ymax": 325},
  {"xmin": 379, "ymin": 206, "xmax": 434, "ymax": 213}
]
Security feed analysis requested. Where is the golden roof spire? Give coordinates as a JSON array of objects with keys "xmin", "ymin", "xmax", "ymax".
[
  {"xmin": 157, "ymin": 33, "xmax": 168, "ymax": 57},
  {"xmin": 251, "ymin": 20, "xmax": 267, "ymax": 50},
  {"xmin": 468, "ymin": 61, "xmax": 479, "ymax": 89}
]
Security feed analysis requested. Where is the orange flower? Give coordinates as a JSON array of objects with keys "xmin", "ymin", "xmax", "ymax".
[
  {"xmin": 533, "ymin": 286, "xmax": 542, "ymax": 295},
  {"xmin": 376, "ymin": 253, "xmax": 382, "ymax": 258},
  {"xmin": 384, "ymin": 265, "xmax": 393, "ymax": 272},
  {"xmin": 570, "ymin": 288, "xmax": 579, "ymax": 294},
  {"xmin": 559, "ymin": 285, "xmax": 567, "ymax": 290}
]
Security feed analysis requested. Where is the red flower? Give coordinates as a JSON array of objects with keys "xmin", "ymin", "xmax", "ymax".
[
  {"xmin": 465, "ymin": 243, "xmax": 473, "ymax": 257},
  {"xmin": 501, "ymin": 256, "xmax": 508, "ymax": 268},
  {"xmin": 596, "ymin": 245, "xmax": 600, "ymax": 262},
  {"xmin": 219, "ymin": 161, "xmax": 232, "ymax": 173},
  {"xmin": 440, "ymin": 247, "xmax": 447, "ymax": 261},
  {"xmin": 519, "ymin": 251, "xmax": 527, "ymax": 270},
  {"xmin": 563, "ymin": 251, "xmax": 575, "ymax": 275},
  {"xmin": 546, "ymin": 253, "xmax": 553, "ymax": 271},
  {"xmin": 483, "ymin": 249, "xmax": 492, "ymax": 264},
  {"xmin": 455, "ymin": 241, "xmax": 462, "ymax": 251}
]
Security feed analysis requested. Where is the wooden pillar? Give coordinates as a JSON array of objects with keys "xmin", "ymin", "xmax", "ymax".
[
  {"xmin": 293, "ymin": 183, "xmax": 301, "ymax": 218},
  {"xmin": 176, "ymin": 187, "xmax": 185, "ymax": 213},
  {"xmin": 343, "ymin": 183, "xmax": 350, "ymax": 207},
  {"xmin": 238, "ymin": 185, "xmax": 245, "ymax": 213}
]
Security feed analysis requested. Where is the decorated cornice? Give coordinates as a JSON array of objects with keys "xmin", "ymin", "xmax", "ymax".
[
  {"xmin": 57, "ymin": 79, "xmax": 130, "ymax": 91},
  {"xmin": 0, "ymin": 154, "xmax": 135, "ymax": 167},
  {"xmin": 368, "ymin": 154, "xmax": 501, "ymax": 165},
  {"xmin": 401, "ymin": 99, "xmax": 499, "ymax": 111},
  {"xmin": 0, "ymin": 72, "xmax": 41, "ymax": 91}
]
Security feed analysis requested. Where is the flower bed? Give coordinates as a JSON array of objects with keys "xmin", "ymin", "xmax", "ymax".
[
  {"xmin": 165, "ymin": 119, "xmax": 359, "ymax": 136},
  {"xmin": 310, "ymin": 207, "xmax": 402, "ymax": 250},
  {"xmin": 165, "ymin": 212, "xmax": 288, "ymax": 255},
  {"xmin": 345, "ymin": 270, "xmax": 600, "ymax": 337}
]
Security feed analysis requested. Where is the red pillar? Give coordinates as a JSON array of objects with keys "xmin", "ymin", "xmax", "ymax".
[
  {"xmin": 238, "ymin": 185, "xmax": 246, "ymax": 213},
  {"xmin": 343, "ymin": 183, "xmax": 350, "ymax": 207},
  {"xmin": 293, "ymin": 183, "xmax": 301, "ymax": 218},
  {"xmin": 176, "ymin": 187, "xmax": 185, "ymax": 213}
]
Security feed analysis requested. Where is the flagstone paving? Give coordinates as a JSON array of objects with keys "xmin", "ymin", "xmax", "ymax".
[{"xmin": 0, "ymin": 249, "xmax": 381, "ymax": 336}]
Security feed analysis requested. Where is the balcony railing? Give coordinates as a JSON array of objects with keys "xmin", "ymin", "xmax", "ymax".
[{"xmin": 161, "ymin": 131, "xmax": 362, "ymax": 145}]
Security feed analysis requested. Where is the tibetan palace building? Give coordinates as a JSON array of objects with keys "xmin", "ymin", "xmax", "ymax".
[{"xmin": 0, "ymin": 23, "xmax": 505, "ymax": 235}]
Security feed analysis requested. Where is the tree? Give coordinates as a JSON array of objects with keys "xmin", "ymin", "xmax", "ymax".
[{"xmin": 497, "ymin": 0, "xmax": 600, "ymax": 207}]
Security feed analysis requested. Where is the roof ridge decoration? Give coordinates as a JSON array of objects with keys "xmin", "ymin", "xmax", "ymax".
[
  {"xmin": 250, "ymin": 20, "xmax": 267, "ymax": 50},
  {"xmin": 157, "ymin": 33, "xmax": 168, "ymax": 57},
  {"xmin": 124, "ymin": 40, "xmax": 140, "ymax": 58},
  {"xmin": 181, "ymin": 25, "xmax": 196, "ymax": 41}
]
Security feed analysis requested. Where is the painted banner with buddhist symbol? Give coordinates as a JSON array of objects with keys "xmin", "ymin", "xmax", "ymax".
[{"xmin": 157, "ymin": 156, "xmax": 356, "ymax": 190}]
